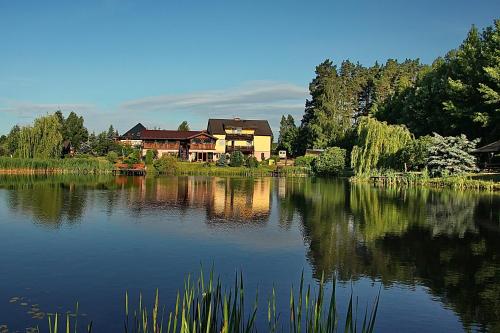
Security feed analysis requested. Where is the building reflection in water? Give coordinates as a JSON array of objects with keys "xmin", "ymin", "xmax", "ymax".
[{"xmin": 123, "ymin": 176, "xmax": 272, "ymax": 223}]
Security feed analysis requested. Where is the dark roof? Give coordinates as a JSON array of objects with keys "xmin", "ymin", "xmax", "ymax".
[
  {"xmin": 120, "ymin": 123, "xmax": 146, "ymax": 140},
  {"xmin": 140, "ymin": 130, "xmax": 216, "ymax": 140},
  {"xmin": 207, "ymin": 118, "xmax": 273, "ymax": 136},
  {"xmin": 472, "ymin": 139, "xmax": 500, "ymax": 153}
]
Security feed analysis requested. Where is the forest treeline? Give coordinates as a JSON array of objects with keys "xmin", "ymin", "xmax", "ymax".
[{"xmin": 277, "ymin": 20, "xmax": 499, "ymax": 174}]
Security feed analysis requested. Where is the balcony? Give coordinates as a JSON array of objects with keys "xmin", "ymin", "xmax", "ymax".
[
  {"xmin": 143, "ymin": 142, "xmax": 180, "ymax": 150},
  {"xmin": 190, "ymin": 143, "xmax": 216, "ymax": 150},
  {"xmin": 226, "ymin": 145, "xmax": 254, "ymax": 154}
]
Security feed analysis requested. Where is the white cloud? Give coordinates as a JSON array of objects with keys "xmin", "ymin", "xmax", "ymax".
[
  {"xmin": 120, "ymin": 81, "xmax": 308, "ymax": 133},
  {"xmin": 0, "ymin": 81, "xmax": 309, "ymax": 134}
]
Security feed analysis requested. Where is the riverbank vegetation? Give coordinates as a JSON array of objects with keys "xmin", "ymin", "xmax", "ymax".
[
  {"xmin": 29, "ymin": 270, "xmax": 379, "ymax": 333},
  {"xmin": 0, "ymin": 156, "xmax": 113, "ymax": 174},
  {"xmin": 276, "ymin": 20, "xmax": 499, "ymax": 184}
]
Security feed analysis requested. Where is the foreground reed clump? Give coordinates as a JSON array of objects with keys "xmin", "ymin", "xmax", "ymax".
[
  {"xmin": 39, "ymin": 270, "xmax": 378, "ymax": 333},
  {"xmin": 0, "ymin": 157, "xmax": 114, "ymax": 174}
]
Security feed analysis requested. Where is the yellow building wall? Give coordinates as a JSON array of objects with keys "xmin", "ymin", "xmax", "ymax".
[
  {"xmin": 214, "ymin": 134, "xmax": 226, "ymax": 153},
  {"xmin": 253, "ymin": 135, "xmax": 271, "ymax": 161},
  {"xmin": 224, "ymin": 129, "xmax": 255, "ymax": 135}
]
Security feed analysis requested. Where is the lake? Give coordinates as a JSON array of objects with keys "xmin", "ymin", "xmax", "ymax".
[{"xmin": 0, "ymin": 175, "xmax": 499, "ymax": 332}]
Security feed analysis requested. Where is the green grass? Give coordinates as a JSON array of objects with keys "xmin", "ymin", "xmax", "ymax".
[
  {"xmin": 152, "ymin": 162, "xmax": 310, "ymax": 177},
  {"xmin": 0, "ymin": 157, "xmax": 114, "ymax": 174},
  {"xmin": 35, "ymin": 270, "xmax": 379, "ymax": 333},
  {"xmin": 351, "ymin": 171, "xmax": 500, "ymax": 191}
]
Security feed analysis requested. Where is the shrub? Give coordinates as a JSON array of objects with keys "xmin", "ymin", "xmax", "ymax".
[
  {"xmin": 153, "ymin": 154, "xmax": 178, "ymax": 173},
  {"xmin": 426, "ymin": 133, "xmax": 479, "ymax": 177},
  {"xmin": 246, "ymin": 156, "xmax": 258, "ymax": 168},
  {"xmin": 397, "ymin": 135, "xmax": 433, "ymax": 171},
  {"xmin": 216, "ymin": 154, "xmax": 228, "ymax": 167},
  {"xmin": 294, "ymin": 155, "xmax": 316, "ymax": 167},
  {"xmin": 124, "ymin": 150, "xmax": 141, "ymax": 166},
  {"xmin": 106, "ymin": 151, "xmax": 119, "ymax": 164},
  {"xmin": 229, "ymin": 151, "xmax": 244, "ymax": 167},
  {"xmin": 145, "ymin": 150, "xmax": 154, "ymax": 165},
  {"xmin": 313, "ymin": 147, "xmax": 346, "ymax": 176}
]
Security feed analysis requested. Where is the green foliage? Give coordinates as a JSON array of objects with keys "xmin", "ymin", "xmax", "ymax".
[
  {"xmin": 351, "ymin": 117, "xmax": 413, "ymax": 174},
  {"xmin": 229, "ymin": 151, "xmax": 245, "ymax": 167},
  {"xmin": 123, "ymin": 150, "xmax": 141, "ymax": 166},
  {"xmin": 145, "ymin": 149, "xmax": 154, "ymax": 165},
  {"xmin": 426, "ymin": 133, "xmax": 479, "ymax": 177},
  {"xmin": 0, "ymin": 157, "xmax": 113, "ymax": 173},
  {"xmin": 397, "ymin": 135, "xmax": 433, "ymax": 171},
  {"xmin": 5, "ymin": 125, "xmax": 20, "ymax": 156},
  {"xmin": 106, "ymin": 151, "xmax": 119, "ymax": 164},
  {"xmin": 177, "ymin": 120, "xmax": 190, "ymax": 131},
  {"xmin": 313, "ymin": 147, "xmax": 346, "ymax": 176},
  {"xmin": 16, "ymin": 114, "xmax": 64, "ymax": 159},
  {"xmin": 294, "ymin": 155, "xmax": 317, "ymax": 168},
  {"xmin": 61, "ymin": 111, "xmax": 89, "ymax": 151},
  {"xmin": 277, "ymin": 114, "xmax": 299, "ymax": 156},
  {"xmin": 245, "ymin": 155, "xmax": 258, "ymax": 168},
  {"xmin": 376, "ymin": 20, "xmax": 500, "ymax": 142},
  {"xmin": 153, "ymin": 154, "xmax": 179, "ymax": 173},
  {"xmin": 299, "ymin": 60, "xmax": 363, "ymax": 152},
  {"xmin": 216, "ymin": 154, "xmax": 228, "ymax": 167}
]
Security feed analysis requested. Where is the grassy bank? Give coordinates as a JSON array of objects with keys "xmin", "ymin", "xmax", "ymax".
[
  {"xmin": 15, "ymin": 270, "xmax": 378, "ymax": 333},
  {"xmin": 351, "ymin": 172, "xmax": 500, "ymax": 191},
  {"xmin": 0, "ymin": 157, "xmax": 114, "ymax": 174},
  {"xmin": 151, "ymin": 162, "xmax": 311, "ymax": 177}
]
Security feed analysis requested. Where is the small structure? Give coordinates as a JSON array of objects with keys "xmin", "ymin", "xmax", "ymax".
[
  {"xmin": 472, "ymin": 139, "xmax": 500, "ymax": 170},
  {"xmin": 305, "ymin": 149, "xmax": 325, "ymax": 156},
  {"xmin": 278, "ymin": 150, "xmax": 287, "ymax": 159}
]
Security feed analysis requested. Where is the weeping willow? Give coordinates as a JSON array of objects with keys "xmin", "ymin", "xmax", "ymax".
[
  {"xmin": 16, "ymin": 114, "xmax": 63, "ymax": 159},
  {"xmin": 351, "ymin": 116, "xmax": 413, "ymax": 174}
]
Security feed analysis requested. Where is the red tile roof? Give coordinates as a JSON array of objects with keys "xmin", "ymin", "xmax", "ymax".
[{"xmin": 140, "ymin": 130, "xmax": 215, "ymax": 140}]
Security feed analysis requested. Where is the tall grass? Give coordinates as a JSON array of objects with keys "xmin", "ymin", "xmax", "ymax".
[
  {"xmin": 0, "ymin": 157, "xmax": 114, "ymax": 174},
  {"xmin": 351, "ymin": 170, "xmax": 500, "ymax": 191},
  {"xmin": 42, "ymin": 270, "xmax": 379, "ymax": 333}
]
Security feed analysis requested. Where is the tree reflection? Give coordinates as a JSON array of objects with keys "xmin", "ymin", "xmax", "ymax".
[{"xmin": 280, "ymin": 178, "xmax": 500, "ymax": 331}]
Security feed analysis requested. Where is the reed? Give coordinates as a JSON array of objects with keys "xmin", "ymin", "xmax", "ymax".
[
  {"xmin": 40, "ymin": 271, "xmax": 379, "ymax": 333},
  {"xmin": 125, "ymin": 270, "xmax": 378, "ymax": 333},
  {"xmin": 351, "ymin": 171, "xmax": 500, "ymax": 191},
  {"xmin": 0, "ymin": 157, "xmax": 114, "ymax": 174}
]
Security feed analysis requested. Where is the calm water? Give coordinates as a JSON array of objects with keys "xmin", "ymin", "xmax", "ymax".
[{"xmin": 0, "ymin": 175, "xmax": 499, "ymax": 332}]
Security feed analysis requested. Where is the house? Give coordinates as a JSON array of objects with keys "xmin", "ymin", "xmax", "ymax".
[
  {"xmin": 207, "ymin": 118, "xmax": 273, "ymax": 161},
  {"xmin": 119, "ymin": 123, "xmax": 146, "ymax": 147},
  {"xmin": 472, "ymin": 139, "xmax": 500, "ymax": 170},
  {"xmin": 140, "ymin": 129, "xmax": 218, "ymax": 162}
]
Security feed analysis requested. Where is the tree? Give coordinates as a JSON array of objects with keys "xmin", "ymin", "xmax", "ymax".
[
  {"xmin": 16, "ymin": 114, "xmax": 63, "ymax": 158},
  {"xmin": 376, "ymin": 21, "xmax": 500, "ymax": 142},
  {"xmin": 277, "ymin": 115, "xmax": 299, "ymax": 156},
  {"xmin": 229, "ymin": 151, "xmax": 244, "ymax": 167},
  {"xmin": 107, "ymin": 125, "xmax": 116, "ymax": 139},
  {"xmin": 63, "ymin": 112, "xmax": 88, "ymax": 152},
  {"xmin": 5, "ymin": 125, "xmax": 20, "ymax": 156},
  {"xmin": 313, "ymin": 147, "xmax": 346, "ymax": 176},
  {"xmin": 397, "ymin": 135, "xmax": 433, "ymax": 171},
  {"xmin": 178, "ymin": 121, "xmax": 190, "ymax": 131},
  {"xmin": 350, "ymin": 117, "xmax": 413, "ymax": 174},
  {"xmin": 299, "ymin": 60, "xmax": 354, "ymax": 152},
  {"xmin": 426, "ymin": 133, "xmax": 479, "ymax": 176}
]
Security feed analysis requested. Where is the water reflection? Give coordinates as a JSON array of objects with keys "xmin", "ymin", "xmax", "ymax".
[{"xmin": 0, "ymin": 175, "xmax": 499, "ymax": 331}]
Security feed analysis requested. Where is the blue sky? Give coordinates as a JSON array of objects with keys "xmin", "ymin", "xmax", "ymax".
[{"xmin": 0, "ymin": 0, "xmax": 498, "ymax": 135}]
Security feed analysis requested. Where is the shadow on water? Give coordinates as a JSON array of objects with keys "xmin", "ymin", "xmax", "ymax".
[{"xmin": 0, "ymin": 175, "xmax": 499, "ymax": 331}]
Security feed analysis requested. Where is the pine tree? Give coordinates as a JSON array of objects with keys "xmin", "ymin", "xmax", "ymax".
[
  {"xmin": 277, "ymin": 114, "xmax": 299, "ymax": 156},
  {"xmin": 178, "ymin": 121, "xmax": 190, "ymax": 131}
]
